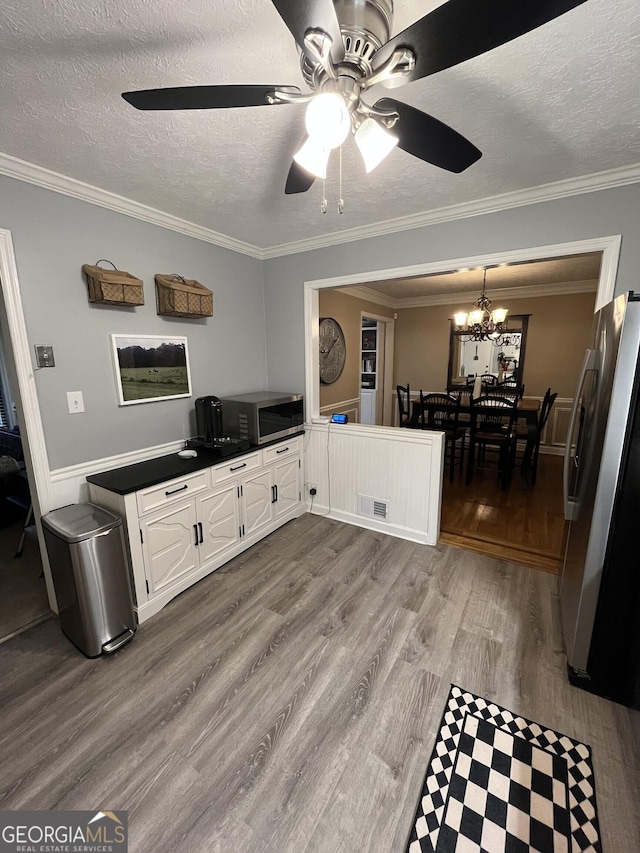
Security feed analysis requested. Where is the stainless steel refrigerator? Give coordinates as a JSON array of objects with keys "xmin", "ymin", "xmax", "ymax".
[{"xmin": 561, "ymin": 291, "xmax": 640, "ymax": 709}]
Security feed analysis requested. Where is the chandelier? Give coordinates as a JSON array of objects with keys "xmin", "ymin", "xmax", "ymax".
[{"xmin": 453, "ymin": 268, "xmax": 510, "ymax": 347}]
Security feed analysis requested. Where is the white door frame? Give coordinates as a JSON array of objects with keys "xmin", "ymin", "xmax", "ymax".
[
  {"xmin": 304, "ymin": 235, "xmax": 621, "ymax": 421},
  {"xmin": 0, "ymin": 228, "xmax": 56, "ymax": 610}
]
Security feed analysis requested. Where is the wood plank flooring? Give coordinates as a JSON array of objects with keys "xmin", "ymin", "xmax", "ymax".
[
  {"xmin": 439, "ymin": 454, "xmax": 567, "ymax": 573},
  {"xmin": 1, "ymin": 514, "xmax": 638, "ymax": 853}
]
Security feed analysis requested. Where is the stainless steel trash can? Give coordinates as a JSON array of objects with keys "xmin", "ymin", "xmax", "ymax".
[{"xmin": 42, "ymin": 502, "xmax": 136, "ymax": 657}]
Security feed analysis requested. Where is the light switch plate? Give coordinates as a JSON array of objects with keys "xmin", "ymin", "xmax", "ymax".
[
  {"xmin": 67, "ymin": 391, "xmax": 85, "ymax": 413},
  {"xmin": 35, "ymin": 345, "xmax": 55, "ymax": 368}
]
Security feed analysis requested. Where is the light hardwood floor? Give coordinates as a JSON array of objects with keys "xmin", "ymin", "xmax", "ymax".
[{"xmin": 1, "ymin": 514, "xmax": 638, "ymax": 852}]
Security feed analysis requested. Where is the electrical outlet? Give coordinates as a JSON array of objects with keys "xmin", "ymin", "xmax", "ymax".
[{"xmin": 306, "ymin": 482, "xmax": 317, "ymax": 493}]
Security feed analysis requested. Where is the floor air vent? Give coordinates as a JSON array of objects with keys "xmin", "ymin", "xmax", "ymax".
[{"xmin": 357, "ymin": 494, "xmax": 390, "ymax": 522}]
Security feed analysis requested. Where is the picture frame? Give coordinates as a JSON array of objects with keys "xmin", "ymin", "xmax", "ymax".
[{"xmin": 110, "ymin": 334, "xmax": 192, "ymax": 405}]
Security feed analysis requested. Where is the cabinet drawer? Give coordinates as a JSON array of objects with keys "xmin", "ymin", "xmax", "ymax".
[
  {"xmin": 213, "ymin": 451, "xmax": 261, "ymax": 484},
  {"xmin": 262, "ymin": 437, "xmax": 301, "ymax": 466},
  {"xmin": 136, "ymin": 470, "xmax": 209, "ymax": 516}
]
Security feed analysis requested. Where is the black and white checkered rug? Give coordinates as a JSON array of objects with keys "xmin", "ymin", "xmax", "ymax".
[{"xmin": 406, "ymin": 685, "xmax": 601, "ymax": 853}]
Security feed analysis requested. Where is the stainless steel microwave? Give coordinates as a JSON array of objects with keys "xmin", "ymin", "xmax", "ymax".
[{"xmin": 220, "ymin": 392, "xmax": 304, "ymax": 446}]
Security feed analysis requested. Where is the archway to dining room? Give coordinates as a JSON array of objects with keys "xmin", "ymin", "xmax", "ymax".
[{"xmin": 304, "ymin": 235, "xmax": 621, "ymax": 574}]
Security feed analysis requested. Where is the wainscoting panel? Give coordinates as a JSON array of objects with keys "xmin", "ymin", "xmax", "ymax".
[
  {"xmin": 550, "ymin": 399, "xmax": 572, "ymax": 448},
  {"xmin": 48, "ymin": 439, "xmax": 185, "ymax": 508},
  {"xmin": 303, "ymin": 422, "xmax": 444, "ymax": 545},
  {"xmin": 320, "ymin": 397, "xmax": 360, "ymax": 424}
]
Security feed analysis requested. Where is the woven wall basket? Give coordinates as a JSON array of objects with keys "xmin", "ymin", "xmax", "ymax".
[
  {"xmin": 155, "ymin": 274, "xmax": 213, "ymax": 319},
  {"xmin": 82, "ymin": 260, "xmax": 144, "ymax": 306}
]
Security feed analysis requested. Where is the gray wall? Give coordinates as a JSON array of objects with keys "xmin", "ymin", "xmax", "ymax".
[
  {"xmin": 263, "ymin": 183, "xmax": 640, "ymax": 392},
  {"xmin": 3, "ymin": 173, "xmax": 639, "ymax": 470},
  {"xmin": 0, "ymin": 175, "xmax": 266, "ymax": 469}
]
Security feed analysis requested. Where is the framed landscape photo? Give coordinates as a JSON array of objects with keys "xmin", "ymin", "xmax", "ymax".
[{"xmin": 111, "ymin": 334, "xmax": 192, "ymax": 405}]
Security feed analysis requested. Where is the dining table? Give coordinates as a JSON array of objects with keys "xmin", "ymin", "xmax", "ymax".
[{"xmin": 410, "ymin": 393, "xmax": 541, "ymax": 483}]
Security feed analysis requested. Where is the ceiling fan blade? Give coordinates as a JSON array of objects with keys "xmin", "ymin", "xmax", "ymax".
[
  {"xmin": 376, "ymin": 98, "xmax": 481, "ymax": 173},
  {"xmin": 285, "ymin": 149, "xmax": 316, "ymax": 195},
  {"xmin": 122, "ymin": 85, "xmax": 301, "ymax": 110},
  {"xmin": 270, "ymin": 0, "xmax": 344, "ymax": 64},
  {"xmin": 372, "ymin": 0, "xmax": 588, "ymax": 83}
]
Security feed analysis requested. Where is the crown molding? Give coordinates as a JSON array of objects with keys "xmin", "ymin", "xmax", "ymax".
[
  {"xmin": 345, "ymin": 279, "xmax": 598, "ymax": 309},
  {"xmin": 2, "ymin": 149, "xmax": 638, "ymax": 262},
  {"xmin": 0, "ymin": 151, "xmax": 263, "ymax": 259},
  {"xmin": 339, "ymin": 285, "xmax": 397, "ymax": 308},
  {"xmin": 264, "ymin": 162, "xmax": 640, "ymax": 259}
]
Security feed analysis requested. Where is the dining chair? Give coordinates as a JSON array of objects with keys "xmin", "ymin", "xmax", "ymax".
[
  {"xmin": 516, "ymin": 387, "xmax": 557, "ymax": 484},
  {"xmin": 493, "ymin": 385, "xmax": 522, "ymax": 409},
  {"xmin": 466, "ymin": 393, "xmax": 519, "ymax": 490},
  {"xmin": 480, "ymin": 373, "xmax": 498, "ymax": 388},
  {"xmin": 418, "ymin": 391, "xmax": 467, "ymax": 482},
  {"xmin": 496, "ymin": 379, "xmax": 525, "ymax": 399},
  {"xmin": 396, "ymin": 383, "xmax": 412, "ymax": 427}
]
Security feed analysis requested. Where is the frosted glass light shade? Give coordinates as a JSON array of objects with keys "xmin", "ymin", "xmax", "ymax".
[
  {"xmin": 293, "ymin": 137, "xmax": 331, "ymax": 179},
  {"xmin": 492, "ymin": 307, "xmax": 508, "ymax": 324},
  {"xmin": 354, "ymin": 118, "xmax": 398, "ymax": 172},
  {"xmin": 305, "ymin": 93, "xmax": 350, "ymax": 149},
  {"xmin": 453, "ymin": 311, "xmax": 468, "ymax": 328},
  {"xmin": 469, "ymin": 309, "xmax": 484, "ymax": 326}
]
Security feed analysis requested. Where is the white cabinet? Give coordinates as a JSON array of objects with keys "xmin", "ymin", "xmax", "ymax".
[
  {"xmin": 139, "ymin": 481, "xmax": 242, "ymax": 597},
  {"xmin": 198, "ymin": 483, "xmax": 240, "ymax": 564},
  {"xmin": 360, "ymin": 389, "xmax": 376, "ymax": 425},
  {"xmin": 262, "ymin": 438, "xmax": 303, "ymax": 522},
  {"xmin": 140, "ymin": 500, "xmax": 200, "ymax": 596},
  {"xmin": 361, "ymin": 322, "xmax": 378, "ymax": 390},
  {"xmin": 361, "ymin": 320, "xmax": 379, "ymax": 424},
  {"xmin": 241, "ymin": 468, "xmax": 274, "ymax": 537},
  {"xmin": 89, "ymin": 436, "xmax": 304, "ymax": 624}
]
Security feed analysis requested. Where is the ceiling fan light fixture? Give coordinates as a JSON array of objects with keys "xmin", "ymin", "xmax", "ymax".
[
  {"xmin": 354, "ymin": 117, "xmax": 398, "ymax": 173},
  {"xmin": 304, "ymin": 93, "xmax": 350, "ymax": 149},
  {"xmin": 293, "ymin": 136, "xmax": 331, "ymax": 179}
]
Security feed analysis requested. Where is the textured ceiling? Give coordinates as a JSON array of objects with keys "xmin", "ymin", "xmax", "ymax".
[
  {"xmin": 358, "ymin": 251, "xmax": 603, "ymax": 299},
  {"xmin": 1, "ymin": 1, "xmax": 639, "ymax": 250}
]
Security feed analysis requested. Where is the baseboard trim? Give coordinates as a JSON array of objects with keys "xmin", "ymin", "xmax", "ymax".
[{"xmin": 308, "ymin": 503, "xmax": 436, "ymax": 546}]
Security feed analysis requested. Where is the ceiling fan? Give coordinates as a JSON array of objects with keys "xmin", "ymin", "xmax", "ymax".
[{"xmin": 122, "ymin": 0, "xmax": 588, "ymax": 195}]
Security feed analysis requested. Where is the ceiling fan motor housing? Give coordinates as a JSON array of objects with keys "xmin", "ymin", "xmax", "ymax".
[{"xmin": 300, "ymin": 0, "xmax": 394, "ymax": 87}]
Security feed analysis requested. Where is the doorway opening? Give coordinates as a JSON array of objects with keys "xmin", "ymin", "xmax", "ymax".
[
  {"xmin": 0, "ymin": 228, "xmax": 55, "ymax": 642},
  {"xmin": 0, "ymin": 294, "xmax": 50, "ymax": 641},
  {"xmin": 304, "ymin": 236, "xmax": 620, "ymax": 571}
]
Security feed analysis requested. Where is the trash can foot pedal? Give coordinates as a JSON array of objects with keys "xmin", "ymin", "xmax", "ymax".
[{"xmin": 102, "ymin": 628, "xmax": 135, "ymax": 654}]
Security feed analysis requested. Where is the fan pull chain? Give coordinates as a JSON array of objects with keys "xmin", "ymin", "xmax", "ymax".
[
  {"xmin": 321, "ymin": 174, "xmax": 327, "ymax": 214},
  {"xmin": 338, "ymin": 146, "xmax": 344, "ymax": 214}
]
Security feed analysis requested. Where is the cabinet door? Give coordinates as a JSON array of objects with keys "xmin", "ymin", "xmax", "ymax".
[
  {"xmin": 273, "ymin": 457, "xmax": 302, "ymax": 520},
  {"xmin": 198, "ymin": 483, "xmax": 240, "ymax": 565},
  {"xmin": 241, "ymin": 469, "xmax": 274, "ymax": 538},
  {"xmin": 360, "ymin": 389, "xmax": 376, "ymax": 424},
  {"xmin": 141, "ymin": 501, "xmax": 199, "ymax": 595}
]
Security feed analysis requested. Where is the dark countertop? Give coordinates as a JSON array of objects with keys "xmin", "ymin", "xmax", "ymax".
[{"xmin": 86, "ymin": 432, "xmax": 304, "ymax": 496}]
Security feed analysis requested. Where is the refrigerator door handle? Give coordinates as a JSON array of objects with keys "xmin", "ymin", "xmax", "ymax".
[{"xmin": 563, "ymin": 348, "xmax": 597, "ymax": 521}]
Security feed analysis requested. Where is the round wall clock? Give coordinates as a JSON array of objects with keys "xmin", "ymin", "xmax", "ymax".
[{"xmin": 319, "ymin": 317, "xmax": 346, "ymax": 385}]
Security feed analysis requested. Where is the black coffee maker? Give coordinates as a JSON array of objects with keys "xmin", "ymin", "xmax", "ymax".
[{"xmin": 195, "ymin": 396, "xmax": 223, "ymax": 445}]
